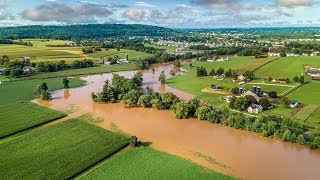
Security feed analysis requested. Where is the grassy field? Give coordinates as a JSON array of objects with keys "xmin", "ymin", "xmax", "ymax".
[
  {"xmin": 294, "ymin": 105, "xmax": 319, "ymax": 121},
  {"xmin": 0, "ymin": 118, "xmax": 129, "ymax": 179},
  {"xmin": 0, "ymin": 77, "xmax": 85, "ymax": 105},
  {"xmin": 0, "ymin": 39, "xmax": 152, "ymax": 63},
  {"xmin": 254, "ymin": 56, "xmax": 320, "ymax": 82},
  {"xmin": 81, "ymin": 146, "xmax": 233, "ymax": 180},
  {"xmin": 144, "ymin": 43, "xmax": 177, "ymax": 51},
  {"xmin": 0, "ymin": 102, "xmax": 66, "ymax": 138},
  {"xmin": 26, "ymin": 63, "xmax": 137, "ymax": 79},
  {"xmin": 286, "ymin": 81, "xmax": 320, "ymax": 105}
]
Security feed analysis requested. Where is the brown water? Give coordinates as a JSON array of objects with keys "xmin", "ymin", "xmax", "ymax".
[{"xmin": 35, "ymin": 62, "xmax": 320, "ymax": 180}]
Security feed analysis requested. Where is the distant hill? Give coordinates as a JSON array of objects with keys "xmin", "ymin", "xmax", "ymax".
[{"xmin": 0, "ymin": 24, "xmax": 180, "ymax": 40}]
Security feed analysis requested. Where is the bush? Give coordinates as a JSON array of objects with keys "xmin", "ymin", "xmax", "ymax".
[
  {"xmin": 137, "ymin": 95, "xmax": 151, "ymax": 108},
  {"xmin": 268, "ymin": 91, "xmax": 277, "ymax": 98},
  {"xmin": 129, "ymin": 136, "xmax": 140, "ymax": 147},
  {"xmin": 172, "ymin": 102, "xmax": 190, "ymax": 119},
  {"xmin": 259, "ymin": 98, "xmax": 270, "ymax": 109}
]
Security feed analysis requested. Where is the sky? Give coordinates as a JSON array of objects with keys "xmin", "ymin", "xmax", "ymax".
[{"xmin": 0, "ymin": 0, "xmax": 320, "ymax": 28}]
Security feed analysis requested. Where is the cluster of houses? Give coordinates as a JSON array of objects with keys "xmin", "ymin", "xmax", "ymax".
[
  {"xmin": 305, "ymin": 65, "xmax": 320, "ymax": 80},
  {"xmin": 271, "ymin": 78, "xmax": 289, "ymax": 84},
  {"xmin": 268, "ymin": 52, "xmax": 319, "ymax": 57},
  {"xmin": 207, "ymin": 57, "xmax": 229, "ymax": 62},
  {"xmin": 172, "ymin": 48, "xmax": 204, "ymax": 55}
]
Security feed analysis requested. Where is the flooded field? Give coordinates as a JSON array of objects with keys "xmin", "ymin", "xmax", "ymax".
[{"xmin": 35, "ymin": 62, "xmax": 320, "ymax": 180}]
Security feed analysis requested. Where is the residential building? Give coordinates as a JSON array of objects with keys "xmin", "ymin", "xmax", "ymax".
[{"xmin": 248, "ymin": 104, "xmax": 263, "ymax": 114}]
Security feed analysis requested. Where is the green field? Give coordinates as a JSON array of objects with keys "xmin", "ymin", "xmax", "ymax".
[
  {"xmin": 294, "ymin": 105, "xmax": 319, "ymax": 121},
  {"xmin": 0, "ymin": 39, "xmax": 152, "ymax": 63},
  {"xmin": 0, "ymin": 118, "xmax": 128, "ymax": 179},
  {"xmin": 254, "ymin": 56, "xmax": 320, "ymax": 82},
  {"xmin": 81, "ymin": 146, "xmax": 233, "ymax": 180},
  {"xmin": 144, "ymin": 43, "xmax": 177, "ymax": 51},
  {"xmin": 0, "ymin": 102, "xmax": 66, "ymax": 138},
  {"xmin": 26, "ymin": 63, "xmax": 137, "ymax": 79},
  {"xmin": 306, "ymin": 108, "xmax": 320, "ymax": 131},
  {"xmin": 286, "ymin": 81, "xmax": 320, "ymax": 105},
  {"xmin": 0, "ymin": 77, "xmax": 85, "ymax": 105},
  {"xmin": 244, "ymin": 83, "xmax": 292, "ymax": 95}
]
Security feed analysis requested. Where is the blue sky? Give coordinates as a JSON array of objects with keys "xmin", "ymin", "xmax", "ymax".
[{"xmin": 0, "ymin": 0, "xmax": 320, "ymax": 27}]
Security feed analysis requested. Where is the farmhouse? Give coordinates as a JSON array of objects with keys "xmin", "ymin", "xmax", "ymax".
[
  {"xmin": 311, "ymin": 51, "xmax": 319, "ymax": 56},
  {"xmin": 214, "ymin": 74, "xmax": 226, "ymax": 80},
  {"xmin": 286, "ymin": 53, "xmax": 299, "ymax": 57},
  {"xmin": 271, "ymin": 78, "xmax": 288, "ymax": 84},
  {"xmin": 268, "ymin": 52, "xmax": 280, "ymax": 57},
  {"xmin": 247, "ymin": 104, "xmax": 263, "ymax": 114}
]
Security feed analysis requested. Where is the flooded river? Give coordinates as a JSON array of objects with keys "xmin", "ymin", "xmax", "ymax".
[{"xmin": 35, "ymin": 62, "xmax": 320, "ymax": 180}]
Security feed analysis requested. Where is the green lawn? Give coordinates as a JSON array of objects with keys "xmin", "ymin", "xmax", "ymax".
[
  {"xmin": 0, "ymin": 118, "xmax": 128, "ymax": 179},
  {"xmin": 0, "ymin": 77, "xmax": 85, "ymax": 105},
  {"xmin": 286, "ymin": 81, "xmax": 320, "ymax": 105},
  {"xmin": 81, "ymin": 146, "xmax": 233, "ymax": 180},
  {"xmin": 0, "ymin": 102, "xmax": 66, "ymax": 138}
]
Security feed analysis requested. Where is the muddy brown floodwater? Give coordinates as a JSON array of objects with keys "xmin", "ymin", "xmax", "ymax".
[{"xmin": 35, "ymin": 61, "xmax": 320, "ymax": 180}]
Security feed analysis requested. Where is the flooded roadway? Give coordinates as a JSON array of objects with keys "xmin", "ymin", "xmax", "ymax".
[{"xmin": 35, "ymin": 62, "xmax": 320, "ymax": 180}]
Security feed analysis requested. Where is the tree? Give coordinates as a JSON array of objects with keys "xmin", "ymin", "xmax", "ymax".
[
  {"xmin": 129, "ymin": 136, "xmax": 140, "ymax": 147},
  {"xmin": 293, "ymin": 76, "xmax": 299, "ymax": 82},
  {"xmin": 170, "ymin": 69, "xmax": 176, "ymax": 76},
  {"xmin": 296, "ymin": 134, "xmax": 306, "ymax": 145},
  {"xmin": 216, "ymin": 67, "xmax": 224, "ymax": 75},
  {"xmin": 280, "ymin": 97, "xmax": 291, "ymax": 107},
  {"xmin": 188, "ymin": 98, "xmax": 201, "ymax": 117},
  {"xmin": 196, "ymin": 105, "xmax": 213, "ymax": 120},
  {"xmin": 225, "ymin": 68, "xmax": 232, "ymax": 77},
  {"xmin": 137, "ymin": 95, "xmax": 151, "ymax": 108},
  {"xmin": 158, "ymin": 71, "xmax": 166, "ymax": 84},
  {"xmin": 122, "ymin": 89, "xmax": 142, "ymax": 107},
  {"xmin": 161, "ymin": 92, "xmax": 179, "ymax": 109},
  {"xmin": 282, "ymin": 130, "xmax": 291, "ymax": 142},
  {"xmin": 173, "ymin": 60, "xmax": 181, "ymax": 67},
  {"xmin": 35, "ymin": 82, "xmax": 51, "ymax": 100},
  {"xmin": 259, "ymin": 98, "xmax": 270, "ymax": 110},
  {"xmin": 196, "ymin": 66, "xmax": 207, "ymax": 77},
  {"xmin": 63, "ymin": 78, "xmax": 69, "ymax": 89},
  {"xmin": 209, "ymin": 68, "xmax": 215, "ymax": 76},
  {"xmin": 244, "ymin": 71, "xmax": 255, "ymax": 80},
  {"xmin": 280, "ymin": 51, "xmax": 287, "ymax": 57},
  {"xmin": 172, "ymin": 102, "xmax": 190, "ymax": 119},
  {"xmin": 245, "ymin": 95, "xmax": 257, "ymax": 105},
  {"xmin": 131, "ymin": 73, "xmax": 143, "ymax": 86},
  {"xmin": 299, "ymin": 76, "xmax": 305, "ymax": 84},
  {"xmin": 234, "ymin": 97, "xmax": 251, "ymax": 111},
  {"xmin": 268, "ymin": 91, "xmax": 277, "ymax": 98},
  {"xmin": 231, "ymin": 87, "xmax": 239, "ymax": 94}
]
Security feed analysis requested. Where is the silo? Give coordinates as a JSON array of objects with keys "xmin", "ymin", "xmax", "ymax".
[
  {"xmin": 126, "ymin": 54, "xmax": 129, "ymax": 61},
  {"xmin": 239, "ymin": 88, "xmax": 244, "ymax": 94},
  {"xmin": 256, "ymin": 86, "xmax": 261, "ymax": 95}
]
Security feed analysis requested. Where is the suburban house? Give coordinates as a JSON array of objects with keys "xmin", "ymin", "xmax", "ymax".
[
  {"xmin": 268, "ymin": 52, "xmax": 281, "ymax": 57},
  {"xmin": 214, "ymin": 74, "xmax": 226, "ymax": 80},
  {"xmin": 286, "ymin": 53, "xmax": 299, "ymax": 57},
  {"xmin": 289, "ymin": 100, "xmax": 299, "ymax": 108},
  {"xmin": 210, "ymin": 84, "xmax": 222, "ymax": 90},
  {"xmin": 248, "ymin": 104, "xmax": 263, "ymax": 114},
  {"xmin": 311, "ymin": 51, "xmax": 319, "ymax": 56},
  {"xmin": 242, "ymin": 91, "xmax": 260, "ymax": 101}
]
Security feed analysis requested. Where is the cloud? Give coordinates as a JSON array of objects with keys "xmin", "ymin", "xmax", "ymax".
[
  {"xmin": 21, "ymin": 2, "xmax": 112, "ymax": 23},
  {"xmin": 0, "ymin": 12, "xmax": 15, "ymax": 20},
  {"xmin": 277, "ymin": 0, "xmax": 315, "ymax": 8},
  {"xmin": 0, "ymin": 0, "xmax": 8, "ymax": 9},
  {"xmin": 191, "ymin": 0, "xmax": 237, "ymax": 9},
  {"xmin": 134, "ymin": 2, "xmax": 155, "ymax": 8}
]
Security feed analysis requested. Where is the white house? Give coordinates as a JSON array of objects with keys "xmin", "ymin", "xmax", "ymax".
[
  {"xmin": 237, "ymin": 74, "xmax": 246, "ymax": 81},
  {"xmin": 286, "ymin": 53, "xmax": 299, "ymax": 57},
  {"xmin": 311, "ymin": 52, "xmax": 319, "ymax": 56},
  {"xmin": 289, "ymin": 100, "xmax": 299, "ymax": 109},
  {"xmin": 248, "ymin": 104, "xmax": 263, "ymax": 114},
  {"xmin": 268, "ymin": 52, "xmax": 280, "ymax": 57},
  {"xmin": 23, "ymin": 66, "xmax": 37, "ymax": 73}
]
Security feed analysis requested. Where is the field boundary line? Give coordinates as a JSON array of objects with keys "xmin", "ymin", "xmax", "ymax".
[
  {"xmin": 252, "ymin": 57, "xmax": 280, "ymax": 73},
  {"xmin": 247, "ymin": 82, "xmax": 295, "ymax": 88},
  {"xmin": 281, "ymin": 81, "xmax": 308, "ymax": 97}
]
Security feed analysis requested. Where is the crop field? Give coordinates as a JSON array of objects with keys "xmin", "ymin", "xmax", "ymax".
[
  {"xmin": 294, "ymin": 105, "xmax": 319, "ymax": 121},
  {"xmin": 286, "ymin": 81, "xmax": 320, "ymax": 105},
  {"xmin": 0, "ymin": 118, "xmax": 128, "ymax": 179},
  {"xmin": 0, "ymin": 78, "xmax": 85, "ymax": 105},
  {"xmin": 81, "ymin": 146, "xmax": 233, "ymax": 180},
  {"xmin": 236, "ymin": 57, "xmax": 278, "ymax": 72},
  {"xmin": 0, "ymin": 102, "xmax": 66, "ymax": 138},
  {"xmin": 254, "ymin": 56, "xmax": 320, "ymax": 82},
  {"xmin": 305, "ymin": 109, "xmax": 320, "ymax": 131},
  {"xmin": 0, "ymin": 39, "xmax": 152, "ymax": 63}
]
